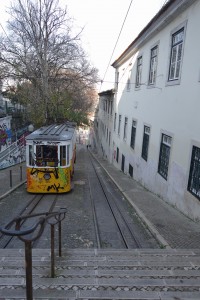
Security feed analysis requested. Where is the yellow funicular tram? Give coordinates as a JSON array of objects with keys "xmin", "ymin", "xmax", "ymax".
[{"xmin": 26, "ymin": 122, "xmax": 76, "ymax": 193}]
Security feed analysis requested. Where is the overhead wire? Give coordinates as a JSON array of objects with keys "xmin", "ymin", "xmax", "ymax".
[
  {"xmin": 99, "ymin": 0, "xmax": 133, "ymax": 92},
  {"xmin": 99, "ymin": 0, "xmax": 169, "ymax": 90}
]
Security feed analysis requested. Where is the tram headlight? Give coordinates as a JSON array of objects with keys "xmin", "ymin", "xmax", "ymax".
[{"xmin": 44, "ymin": 173, "xmax": 51, "ymax": 180}]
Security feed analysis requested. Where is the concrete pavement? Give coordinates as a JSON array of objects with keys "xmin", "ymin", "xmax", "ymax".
[{"xmin": 0, "ymin": 162, "xmax": 26, "ymax": 200}]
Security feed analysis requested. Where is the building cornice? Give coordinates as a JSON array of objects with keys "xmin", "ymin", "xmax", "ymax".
[
  {"xmin": 98, "ymin": 89, "xmax": 115, "ymax": 97},
  {"xmin": 112, "ymin": 0, "xmax": 197, "ymax": 68}
]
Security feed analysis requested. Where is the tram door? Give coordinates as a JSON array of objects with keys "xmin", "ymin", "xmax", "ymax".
[{"xmin": 121, "ymin": 154, "xmax": 125, "ymax": 173}]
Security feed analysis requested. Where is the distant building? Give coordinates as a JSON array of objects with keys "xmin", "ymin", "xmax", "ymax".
[
  {"xmin": 95, "ymin": 0, "xmax": 200, "ymax": 220},
  {"xmin": 95, "ymin": 89, "xmax": 114, "ymax": 160}
]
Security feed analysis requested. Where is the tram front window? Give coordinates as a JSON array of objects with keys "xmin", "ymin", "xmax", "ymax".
[{"xmin": 36, "ymin": 145, "xmax": 58, "ymax": 166}]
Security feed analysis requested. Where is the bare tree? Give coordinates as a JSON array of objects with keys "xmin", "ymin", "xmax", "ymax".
[{"xmin": 0, "ymin": 0, "xmax": 99, "ymax": 125}]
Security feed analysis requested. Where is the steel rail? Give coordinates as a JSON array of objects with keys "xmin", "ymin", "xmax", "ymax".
[{"xmin": 89, "ymin": 152, "xmax": 142, "ymax": 249}]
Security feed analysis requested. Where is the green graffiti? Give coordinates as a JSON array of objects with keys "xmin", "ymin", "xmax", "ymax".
[{"xmin": 59, "ymin": 167, "xmax": 67, "ymax": 185}]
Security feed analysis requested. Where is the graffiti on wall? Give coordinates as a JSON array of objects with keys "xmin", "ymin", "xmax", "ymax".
[
  {"xmin": 0, "ymin": 122, "xmax": 12, "ymax": 150},
  {"xmin": 0, "ymin": 128, "xmax": 7, "ymax": 146},
  {"xmin": 0, "ymin": 138, "xmax": 26, "ymax": 169},
  {"xmin": 0, "ymin": 117, "xmax": 12, "ymax": 152}
]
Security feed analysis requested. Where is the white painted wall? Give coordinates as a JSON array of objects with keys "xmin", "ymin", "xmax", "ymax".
[
  {"xmin": 105, "ymin": 0, "xmax": 200, "ymax": 220},
  {"xmin": 97, "ymin": 92, "xmax": 114, "ymax": 161}
]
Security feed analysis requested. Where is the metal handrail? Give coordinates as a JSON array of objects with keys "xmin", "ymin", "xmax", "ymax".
[{"xmin": 0, "ymin": 208, "xmax": 67, "ymax": 300}]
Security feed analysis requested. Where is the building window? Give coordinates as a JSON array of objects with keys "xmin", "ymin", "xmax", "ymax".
[
  {"xmin": 121, "ymin": 154, "xmax": 125, "ymax": 172},
  {"xmin": 129, "ymin": 164, "xmax": 133, "ymax": 178},
  {"xmin": 105, "ymin": 100, "xmax": 107, "ymax": 112},
  {"xmin": 141, "ymin": 126, "xmax": 150, "ymax": 161},
  {"xmin": 114, "ymin": 113, "xmax": 117, "ymax": 131},
  {"xmin": 130, "ymin": 120, "xmax": 137, "ymax": 149},
  {"xmin": 107, "ymin": 101, "xmax": 110, "ymax": 114},
  {"xmin": 104, "ymin": 125, "xmax": 106, "ymax": 137},
  {"xmin": 110, "ymin": 101, "xmax": 113, "ymax": 115},
  {"xmin": 116, "ymin": 147, "xmax": 119, "ymax": 162},
  {"xmin": 118, "ymin": 114, "xmax": 122, "ymax": 136},
  {"xmin": 188, "ymin": 146, "xmax": 200, "ymax": 200},
  {"xmin": 149, "ymin": 46, "xmax": 158, "ymax": 85},
  {"xmin": 127, "ymin": 70, "xmax": 131, "ymax": 91},
  {"xmin": 158, "ymin": 134, "xmax": 172, "ymax": 180},
  {"xmin": 123, "ymin": 117, "xmax": 128, "ymax": 140},
  {"xmin": 135, "ymin": 56, "xmax": 142, "ymax": 88},
  {"xmin": 168, "ymin": 28, "xmax": 184, "ymax": 81}
]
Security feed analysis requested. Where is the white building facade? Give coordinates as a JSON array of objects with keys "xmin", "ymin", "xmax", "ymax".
[
  {"xmin": 95, "ymin": 90, "xmax": 114, "ymax": 161},
  {"xmin": 96, "ymin": 0, "xmax": 200, "ymax": 221}
]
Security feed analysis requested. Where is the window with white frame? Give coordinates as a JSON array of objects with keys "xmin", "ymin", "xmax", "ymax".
[
  {"xmin": 123, "ymin": 117, "xmax": 128, "ymax": 140},
  {"xmin": 127, "ymin": 70, "xmax": 131, "ymax": 91},
  {"xmin": 149, "ymin": 46, "xmax": 158, "ymax": 85},
  {"xmin": 168, "ymin": 28, "xmax": 184, "ymax": 81},
  {"xmin": 188, "ymin": 146, "xmax": 200, "ymax": 200},
  {"xmin": 141, "ymin": 126, "xmax": 150, "ymax": 161},
  {"xmin": 158, "ymin": 134, "xmax": 172, "ymax": 180},
  {"xmin": 130, "ymin": 120, "xmax": 137, "ymax": 149},
  {"xmin": 114, "ymin": 113, "xmax": 117, "ymax": 131},
  {"xmin": 135, "ymin": 56, "xmax": 142, "ymax": 88},
  {"xmin": 118, "ymin": 114, "xmax": 122, "ymax": 136}
]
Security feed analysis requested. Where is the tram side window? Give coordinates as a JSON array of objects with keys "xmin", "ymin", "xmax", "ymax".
[
  {"xmin": 67, "ymin": 145, "xmax": 70, "ymax": 165},
  {"xmin": 29, "ymin": 145, "xmax": 34, "ymax": 166},
  {"xmin": 60, "ymin": 146, "xmax": 66, "ymax": 166}
]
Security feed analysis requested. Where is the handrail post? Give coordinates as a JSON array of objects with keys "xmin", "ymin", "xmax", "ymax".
[
  {"xmin": 25, "ymin": 240, "xmax": 33, "ymax": 300},
  {"xmin": 20, "ymin": 165, "xmax": 22, "ymax": 182},
  {"xmin": 0, "ymin": 209, "xmax": 67, "ymax": 298},
  {"xmin": 51, "ymin": 224, "xmax": 55, "ymax": 278},
  {"xmin": 58, "ymin": 221, "xmax": 62, "ymax": 257}
]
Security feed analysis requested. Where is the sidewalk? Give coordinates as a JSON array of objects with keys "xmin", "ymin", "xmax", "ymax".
[
  {"xmin": 92, "ymin": 151, "xmax": 200, "ymax": 249},
  {"xmin": 0, "ymin": 162, "xmax": 26, "ymax": 200}
]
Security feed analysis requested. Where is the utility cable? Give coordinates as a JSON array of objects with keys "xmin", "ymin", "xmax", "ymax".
[{"xmin": 99, "ymin": 0, "xmax": 133, "ymax": 92}]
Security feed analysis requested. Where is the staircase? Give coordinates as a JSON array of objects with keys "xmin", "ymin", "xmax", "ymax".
[
  {"xmin": 0, "ymin": 138, "xmax": 25, "ymax": 169},
  {"xmin": 0, "ymin": 248, "xmax": 200, "ymax": 299}
]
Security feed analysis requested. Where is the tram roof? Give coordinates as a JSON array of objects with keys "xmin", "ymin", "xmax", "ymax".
[{"xmin": 26, "ymin": 123, "xmax": 76, "ymax": 142}]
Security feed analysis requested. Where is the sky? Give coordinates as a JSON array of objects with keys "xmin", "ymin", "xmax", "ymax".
[{"xmin": 0, "ymin": 0, "xmax": 167, "ymax": 92}]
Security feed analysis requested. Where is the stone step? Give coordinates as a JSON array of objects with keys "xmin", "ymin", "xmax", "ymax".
[{"xmin": 0, "ymin": 248, "xmax": 200, "ymax": 299}]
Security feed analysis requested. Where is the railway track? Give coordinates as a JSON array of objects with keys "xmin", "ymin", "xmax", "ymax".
[
  {"xmin": 0, "ymin": 193, "xmax": 58, "ymax": 248},
  {"xmin": 88, "ymin": 152, "xmax": 158, "ymax": 249},
  {"xmin": 0, "ymin": 144, "xmax": 159, "ymax": 250}
]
